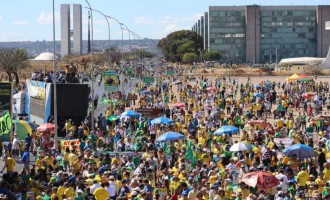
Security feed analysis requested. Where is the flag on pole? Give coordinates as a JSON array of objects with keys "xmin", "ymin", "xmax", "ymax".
[{"xmin": 185, "ymin": 139, "xmax": 196, "ymax": 167}]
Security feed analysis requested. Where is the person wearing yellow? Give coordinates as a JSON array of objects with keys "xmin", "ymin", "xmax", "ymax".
[
  {"xmin": 323, "ymin": 163, "xmax": 330, "ymax": 181},
  {"xmin": 1, "ymin": 154, "xmax": 15, "ymax": 174},
  {"xmin": 315, "ymin": 172, "xmax": 326, "ymax": 193},
  {"xmin": 297, "ymin": 167, "xmax": 308, "ymax": 191},
  {"xmin": 64, "ymin": 184, "xmax": 75, "ymax": 198},
  {"xmin": 93, "ymin": 183, "xmax": 109, "ymax": 200},
  {"xmin": 50, "ymin": 187, "xmax": 62, "ymax": 200},
  {"xmin": 68, "ymin": 149, "xmax": 78, "ymax": 168}
]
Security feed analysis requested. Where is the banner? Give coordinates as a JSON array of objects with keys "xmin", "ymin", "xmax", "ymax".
[
  {"xmin": 127, "ymin": 67, "xmax": 134, "ymax": 75},
  {"xmin": 167, "ymin": 70, "xmax": 174, "ymax": 75},
  {"xmin": 28, "ymin": 80, "xmax": 45, "ymax": 100},
  {"xmin": 136, "ymin": 108, "xmax": 163, "ymax": 118},
  {"xmin": 0, "ymin": 111, "xmax": 12, "ymax": 136},
  {"xmin": 60, "ymin": 139, "xmax": 80, "ymax": 153},
  {"xmin": 143, "ymin": 76, "xmax": 155, "ymax": 84},
  {"xmin": 0, "ymin": 82, "xmax": 12, "ymax": 113},
  {"xmin": 104, "ymin": 71, "xmax": 118, "ymax": 92},
  {"xmin": 273, "ymin": 138, "xmax": 293, "ymax": 148}
]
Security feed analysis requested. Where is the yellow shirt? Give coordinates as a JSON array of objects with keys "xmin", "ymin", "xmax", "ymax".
[
  {"xmin": 5, "ymin": 157, "xmax": 15, "ymax": 172},
  {"xmin": 51, "ymin": 193, "xmax": 62, "ymax": 200},
  {"xmin": 324, "ymin": 168, "xmax": 330, "ymax": 181},
  {"xmin": 315, "ymin": 177, "xmax": 325, "ymax": 193},
  {"xmin": 93, "ymin": 187, "xmax": 109, "ymax": 200},
  {"xmin": 297, "ymin": 171, "xmax": 308, "ymax": 186},
  {"xmin": 68, "ymin": 153, "xmax": 78, "ymax": 165},
  {"xmin": 57, "ymin": 186, "xmax": 67, "ymax": 196},
  {"xmin": 64, "ymin": 187, "xmax": 75, "ymax": 198}
]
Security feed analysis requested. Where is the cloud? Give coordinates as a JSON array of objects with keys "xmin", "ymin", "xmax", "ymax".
[
  {"xmin": 164, "ymin": 24, "xmax": 179, "ymax": 33},
  {"xmin": 134, "ymin": 16, "xmax": 153, "ymax": 25},
  {"xmin": 0, "ymin": 16, "xmax": 2, "ymax": 22},
  {"xmin": 159, "ymin": 13, "xmax": 203, "ymax": 25},
  {"xmin": 13, "ymin": 21, "xmax": 28, "ymax": 26},
  {"xmin": 37, "ymin": 12, "xmax": 59, "ymax": 25}
]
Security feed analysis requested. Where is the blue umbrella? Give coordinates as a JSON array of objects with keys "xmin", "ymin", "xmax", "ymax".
[
  {"xmin": 253, "ymin": 93, "xmax": 264, "ymax": 98},
  {"xmin": 283, "ymin": 144, "xmax": 317, "ymax": 159},
  {"xmin": 254, "ymin": 84, "xmax": 261, "ymax": 88},
  {"xmin": 151, "ymin": 116, "xmax": 173, "ymax": 125},
  {"xmin": 214, "ymin": 125, "xmax": 239, "ymax": 135},
  {"xmin": 119, "ymin": 109, "xmax": 141, "ymax": 117},
  {"xmin": 156, "ymin": 131, "xmax": 185, "ymax": 142}
]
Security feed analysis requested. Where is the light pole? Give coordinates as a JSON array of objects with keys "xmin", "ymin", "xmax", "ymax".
[
  {"xmin": 106, "ymin": 16, "xmax": 124, "ymax": 63},
  {"xmin": 84, "ymin": 7, "xmax": 111, "ymax": 68},
  {"xmin": 52, "ymin": 0, "xmax": 58, "ymax": 149},
  {"xmin": 198, "ymin": 48, "xmax": 202, "ymax": 63}
]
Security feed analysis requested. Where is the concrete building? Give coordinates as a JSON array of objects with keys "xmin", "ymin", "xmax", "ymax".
[
  {"xmin": 60, "ymin": 4, "xmax": 83, "ymax": 57},
  {"xmin": 60, "ymin": 4, "xmax": 70, "ymax": 57},
  {"xmin": 204, "ymin": 12, "xmax": 209, "ymax": 51},
  {"xmin": 72, "ymin": 4, "xmax": 82, "ymax": 55},
  {"xmin": 192, "ymin": 5, "xmax": 330, "ymax": 64}
]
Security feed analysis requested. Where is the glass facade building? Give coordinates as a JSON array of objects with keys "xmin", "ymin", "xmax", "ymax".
[{"xmin": 192, "ymin": 5, "xmax": 330, "ymax": 64}]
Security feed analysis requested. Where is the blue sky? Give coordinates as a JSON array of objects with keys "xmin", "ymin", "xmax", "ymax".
[{"xmin": 0, "ymin": 0, "xmax": 329, "ymax": 41}]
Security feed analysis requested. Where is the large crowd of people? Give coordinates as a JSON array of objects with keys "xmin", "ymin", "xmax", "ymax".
[{"xmin": 1, "ymin": 66, "xmax": 330, "ymax": 200}]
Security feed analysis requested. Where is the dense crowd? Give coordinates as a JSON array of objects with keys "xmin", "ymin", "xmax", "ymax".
[{"xmin": 2, "ymin": 71, "xmax": 330, "ymax": 200}]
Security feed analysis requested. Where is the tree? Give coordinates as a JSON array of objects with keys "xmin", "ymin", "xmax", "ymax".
[
  {"xmin": 202, "ymin": 51, "xmax": 221, "ymax": 61},
  {"xmin": 182, "ymin": 53, "xmax": 198, "ymax": 64},
  {"xmin": 158, "ymin": 30, "xmax": 203, "ymax": 62},
  {"xmin": 0, "ymin": 48, "xmax": 30, "ymax": 84}
]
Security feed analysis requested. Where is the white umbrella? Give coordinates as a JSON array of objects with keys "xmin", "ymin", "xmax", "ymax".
[{"xmin": 229, "ymin": 142, "xmax": 252, "ymax": 152}]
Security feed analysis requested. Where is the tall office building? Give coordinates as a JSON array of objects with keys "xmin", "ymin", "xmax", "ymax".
[
  {"xmin": 60, "ymin": 4, "xmax": 83, "ymax": 57},
  {"xmin": 73, "ymin": 4, "xmax": 82, "ymax": 55},
  {"xmin": 192, "ymin": 5, "xmax": 330, "ymax": 64},
  {"xmin": 61, "ymin": 4, "xmax": 70, "ymax": 57}
]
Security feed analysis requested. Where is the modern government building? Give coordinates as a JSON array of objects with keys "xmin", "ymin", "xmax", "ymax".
[{"xmin": 192, "ymin": 5, "xmax": 330, "ymax": 64}]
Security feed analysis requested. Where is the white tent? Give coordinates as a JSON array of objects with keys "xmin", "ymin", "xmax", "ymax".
[{"xmin": 33, "ymin": 52, "xmax": 58, "ymax": 61}]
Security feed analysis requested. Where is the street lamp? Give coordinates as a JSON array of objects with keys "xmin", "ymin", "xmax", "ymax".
[
  {"xmin": 106, "ymin": 16, "xmax": 124, "ymax": 63},
  {"xmin": 198, "ymin": 48, "xmax": 202, "ymax": 63},
  {"xmin": 84, "ymin": 7, "xmax": 111, "ymax": 68}
]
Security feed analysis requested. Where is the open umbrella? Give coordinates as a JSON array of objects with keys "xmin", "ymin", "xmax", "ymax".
[
  {"xmin": 119, "ymin": 109, "xmax": 141, "ymax": 117},
  {"xmin": 37, "ymin": 123, "xmax": 55, "ymax": 132},
  {"xmin": 297, "ymin": 77, "xmax": 313, "ymax": 82},
  {"xmin": 254, "ymin": 84, "xmax": 261, "ymax": 89},
  {"xmin": 253, "ymin": 93, "xmax": 264, "ymax": 98},
  {"xmin": 107, "ymin": 115, "xmax": 119, "ymax": 122},
  {"xmin": 173, "ymin": 102, "xmax": 186, "ymax": 108},
  {"xmin": 173, "ymin": 80, "xmax": 182, "ymax": 85},
  {"xmin": 242, "ymin": 171, "xmax": 279, "ymax": 189},
  {"xmin": 151, "ymin": 116, "xmax": 173, "ymax": 125},
  {"xmin": 206, "ymin": 86, "xmax": 216, "ymax": 91},
  {"xmin": 156, "ymin": 131, "xmax": 185, "ymax": 142},
  {"xmin": 214, "ymin": 125, "xmax": 238, "ymax": 135},
  {"xmin": 229, "ymin": 142, "xmax": 252, "ymax": 152},
  {"xmin": 283, "ymin": 143, "xmax": 317, "ymax": 159},
  {"xmin": 301, "ymin": 92, "xmax": 314, "ymax": 98},
  {"xmin": 14, "ymin": 120, "xmax": 36, "ymax": 140}
]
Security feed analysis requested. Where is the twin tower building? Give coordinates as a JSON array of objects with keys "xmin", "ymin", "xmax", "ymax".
[{"xmin": 60, "ymin": 4, "xmax": 83, "ymax": 58}]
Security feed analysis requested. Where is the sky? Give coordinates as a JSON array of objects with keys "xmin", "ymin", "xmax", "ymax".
[{"xmin": 0, "ymin": 0, "xmax": 330, "ymax": 42}]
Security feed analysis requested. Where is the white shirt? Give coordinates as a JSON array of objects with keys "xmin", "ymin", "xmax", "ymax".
[
  {"xmin": 90, "ymin": 183, "xmax": 101, "ymax": 194},
  {"xmin": 12, "ymin": 137, "xmax": 19, "ymax": 150},
  {"xmin": 106, "ymin": 186, "xmax": 116, "ymax": 197}
]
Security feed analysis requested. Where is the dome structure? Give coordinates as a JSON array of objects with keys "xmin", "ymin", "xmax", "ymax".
[{"xmin": 33, "ymin": 52, "xmax": 58, "ymax": 61}]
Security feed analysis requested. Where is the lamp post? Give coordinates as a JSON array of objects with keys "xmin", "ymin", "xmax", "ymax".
[
  {"xmin": 84, "ymin": 7, "xmax": 111, "ymax": 68},
  {"xmin": 52, "ymin": 0, "xmax": 58, "ymax": 149}
]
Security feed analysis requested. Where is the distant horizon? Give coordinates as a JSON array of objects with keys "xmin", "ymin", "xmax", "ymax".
[
  {"xmin": 0, "ymin": 38, "xmax": 160, "ymax": 43},
  {"xmin": 1, "ymin": 0, "xmax": 328, "ymax": 42}
]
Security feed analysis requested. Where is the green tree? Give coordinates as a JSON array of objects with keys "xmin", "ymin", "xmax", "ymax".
[
  {"xmin": 0, "ymin": 48, "xmax": 30, "ymax": 84},
  {"xmin": 182, "ymin": 53, "xmax": 198, "ymax": 64},
  {"xmin": 158, "ymin": 30, "xmax": 203, "ymax": 62},
  {"xmin": 202, "ymin": 51, "xmax": 221, "ymax": 61}
]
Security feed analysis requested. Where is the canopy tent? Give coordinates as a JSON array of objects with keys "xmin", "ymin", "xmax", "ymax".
[{"xmin": 286, "ymin": 74, "xmax": 299, "ymax": 81}]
